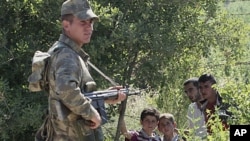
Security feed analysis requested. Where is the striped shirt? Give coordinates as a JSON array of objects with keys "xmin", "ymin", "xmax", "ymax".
[
  {"xmin": 162, "ymin": 134, "xmax": 181, "ymax": 141},
  {"xmin": 125, "ymin": 129, "xmax": 162, "ymax": 141}
]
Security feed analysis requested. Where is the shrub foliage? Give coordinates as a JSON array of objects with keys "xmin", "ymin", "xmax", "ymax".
[{"xmin": 0, "ymin": 0, "xmax": 249, "ymax": 140}]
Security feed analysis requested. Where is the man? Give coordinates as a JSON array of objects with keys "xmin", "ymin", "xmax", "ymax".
[
  {"xmin": 183, "ymin": 77, "xmax": 202, "ymax": 103},
  {"xmin": 198, "ymin": 74, "xmax": 231, "ymax": 134},
  {"xmin": 183, "ymin": 77, "xmax": 207, "ymax": 139},
  {"xmin": 35, "ymin": 0, "xmax": 126, "ymax": 140}
]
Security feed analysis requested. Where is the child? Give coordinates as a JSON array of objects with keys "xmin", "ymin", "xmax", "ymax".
[
  {"xmin": 121, "ymin": 107, "xmax": 162, "ymax": 141},
  {"xmin": 158, "ymin": 113, "xmax": 185, "ymax": 141}
]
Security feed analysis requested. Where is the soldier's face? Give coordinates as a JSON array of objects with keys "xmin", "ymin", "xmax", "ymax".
[
  {"xmin": 184, "ymin": 82, "xmax": 200, "ymax": 102},
  {"xmin": 63, "ymin": 16, "xmax": 94, "ymax": 46}
]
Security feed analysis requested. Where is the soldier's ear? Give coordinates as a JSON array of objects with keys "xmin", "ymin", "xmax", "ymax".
[
  {"xmin": 174, "ymin": 122, "xmax": 177, "ymax": 128},
  {"xmin": 62, "ymin": 20, "xmax": 70, "ymax": 31}
]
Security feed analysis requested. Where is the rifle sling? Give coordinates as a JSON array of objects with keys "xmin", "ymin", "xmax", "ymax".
[
  {"xmin": 78, "ymin": 51, "xmax": 127, "ymax": 141},
  {"xmin": 87, "ymin": 61, "xmax": 118, "ymax": 87},
  {"xmin": 67, "ymin": 45, "xmax": 126, "ymax": 141}
]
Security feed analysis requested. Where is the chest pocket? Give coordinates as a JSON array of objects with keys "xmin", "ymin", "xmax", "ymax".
[{"xmin": 78, "ymin": 56, "xmax": 96, "ymax": 93}]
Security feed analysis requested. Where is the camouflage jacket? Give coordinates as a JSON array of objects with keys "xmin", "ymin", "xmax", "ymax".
[{"xmin": 46, "ymin": 34, "xmax": 97, "ymax": 140}]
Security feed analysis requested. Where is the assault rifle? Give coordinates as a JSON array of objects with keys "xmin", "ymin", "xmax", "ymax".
[{"xmin": 84, "ymin": 87, "xmax": 141, "ymax": 124}]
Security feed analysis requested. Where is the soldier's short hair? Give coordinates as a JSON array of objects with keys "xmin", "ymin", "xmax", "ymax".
[{"xmin": 61, "ymin": 14, "xmax": 74, "ymax": 23}]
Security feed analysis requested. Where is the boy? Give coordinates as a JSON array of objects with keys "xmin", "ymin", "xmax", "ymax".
[
  {"xmin": 121, "ymin": 107, "xmax": 161, "ymax": 141},
  {"xmin": 158, "ymin": 113, "xmax": 185, "ymax": 141}
]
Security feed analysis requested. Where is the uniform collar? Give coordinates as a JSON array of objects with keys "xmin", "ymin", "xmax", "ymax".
[{"xmin": 58, "ymin": 34, "xmax": 89, "ymax": 61}]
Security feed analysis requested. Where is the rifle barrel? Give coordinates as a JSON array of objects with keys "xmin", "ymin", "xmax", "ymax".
[{"xmin": 83, "ymin": 88, "xmax": 141, "ymax": 100}]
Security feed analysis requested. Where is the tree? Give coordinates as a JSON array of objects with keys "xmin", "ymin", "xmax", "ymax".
[{"xmin": 0, "ymin": 0, "xmax": 249, "ymax": 140}]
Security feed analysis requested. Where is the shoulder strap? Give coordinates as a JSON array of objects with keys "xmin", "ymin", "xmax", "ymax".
[
  {"xmin": 43, "ymin": 42, "xmax": 65, "ymax": 93},
  {"xmin": 87, "ymin": 60, "xmax": 118, "ymax": 86},
  {"xmin": 57, "ymin": 40, "xmax": 119, "ymax": 86}
]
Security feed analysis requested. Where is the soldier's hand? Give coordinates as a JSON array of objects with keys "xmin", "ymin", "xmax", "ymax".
[
  {"xmin": 89, "ymin": 109, "xmax": 102, "ymax": 129},
  {"xmin": 116, "ymin": 92, "xmax": 126, "ymax": 102},
  {"xmin": 107, "ymin": 85, "xmax": 123, "ymax": 90},
  {"xmin": 105, "ymin": 86, "xmax": 127, "ymax": 104}
]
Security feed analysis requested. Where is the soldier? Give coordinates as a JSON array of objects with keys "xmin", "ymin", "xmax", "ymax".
[{"xmin": 35, "ymin": 0, "xmax": 126, "ymax": 141}]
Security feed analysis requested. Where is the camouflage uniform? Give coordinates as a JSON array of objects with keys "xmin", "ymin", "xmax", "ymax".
[
  {"xmin": 44, "ymin": 34, "xmax": 102, "ymax": 141},
  {"xmin": 35, "ymin": 0, "xmax": 103, "ymax": 141}
]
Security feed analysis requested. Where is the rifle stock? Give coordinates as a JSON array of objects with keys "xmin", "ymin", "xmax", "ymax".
[{"xmin": 83, "ymin": 88, "xmax": 141, "ymax": 124}]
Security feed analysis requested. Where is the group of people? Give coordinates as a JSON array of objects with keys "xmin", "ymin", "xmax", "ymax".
[
  {"xmin": 33, "ymin": 0, "xmax": 231, "ymax": 141},
  {"xmin": 184, "ymin": 74, "xmax": 231, "ymax": 140},
  {"xmin": 120, "ymin": 73, "xmax": 231, "ymax": 141},
  {"xmin": 121, "ymin": 108, "xmax": 184, "ymax": 141}
]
